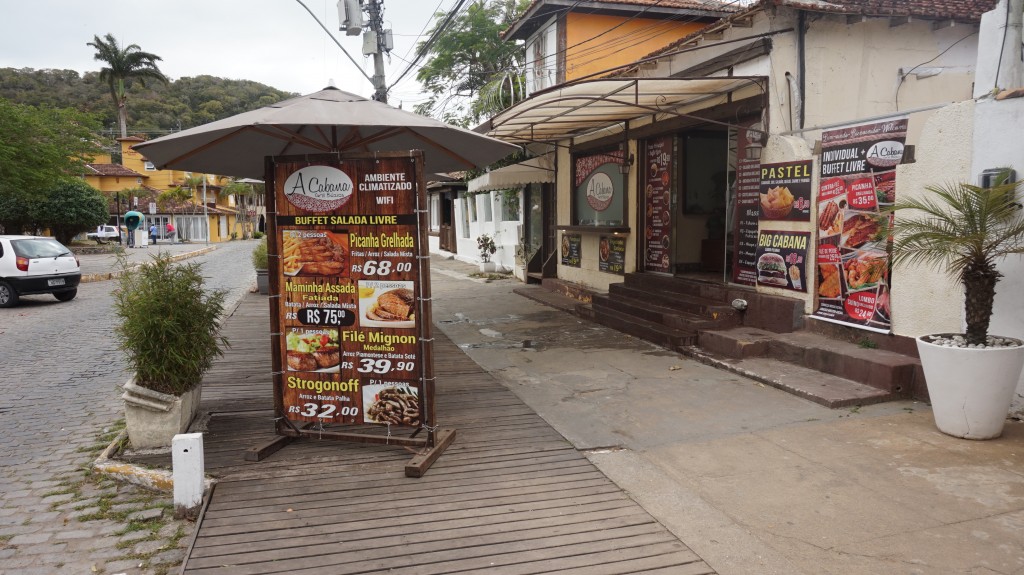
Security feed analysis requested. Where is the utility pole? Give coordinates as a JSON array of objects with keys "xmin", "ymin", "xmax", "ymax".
[
  {"xmin": 366, "ymin": 0, "xmax": 388, "ymax": 102},
  {"xmin": 339, "ymin": 0, "xmax": 391, "ymax": 102}
]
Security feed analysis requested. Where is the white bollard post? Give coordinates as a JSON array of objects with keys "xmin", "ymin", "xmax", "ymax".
[{"xmin": 172, "ymin": 433, "xmax": 205, "ymax": 519}]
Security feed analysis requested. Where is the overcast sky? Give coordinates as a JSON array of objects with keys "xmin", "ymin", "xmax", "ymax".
[{"xmin": 0, "ymin": 0, "xmax": 445, "ymax": 106}]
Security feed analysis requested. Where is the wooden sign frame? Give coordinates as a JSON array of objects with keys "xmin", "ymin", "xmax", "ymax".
[{"xmin": 246, "ymin": 151, "xmax": 454, "ymax": 477}]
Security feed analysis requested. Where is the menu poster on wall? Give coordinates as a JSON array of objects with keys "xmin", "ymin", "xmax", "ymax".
[
  {"xmin": 574, "ymin": 150, "xmax": 625, "ymax": 226},
  {"xmin": 561, "ymin": 233, "xmax": 581, "ymax": 267},
  {"xmin": 731, "ymin": 121, "xmax": 762, "ymax": 286},
  {"xmin": 759, "ymin": 160, "xmax": 812, "ymax": 222},
  {"xmin": 271, "ymin": 154, "xmax": 429, "ymax": 428},
  {"xmin": 598, "ymin": 235, "xmax": 626, "ymax": 274},
  {"xmin": 644, "ymin": 136, "xmax": 673, "ymax": 273},
  {"xmin": 755, "ymin": 230, "xmax": 809, "ymax": 292},
  {"xmin": 812, "ymin": 118, "xmax": 906, "ymax": 332}
]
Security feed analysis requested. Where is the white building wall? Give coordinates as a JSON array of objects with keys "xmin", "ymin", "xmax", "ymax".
[
  {"xmin": 450, "ymin": 190, "xmax": 520, "ymax": 272},
  {"xmin": 892, "ymin": 101, "xmax": 974, "ymax": 340},
  {"xmin": 972, "ymin": 96, "xmax": 1024, "ymax": 414}
]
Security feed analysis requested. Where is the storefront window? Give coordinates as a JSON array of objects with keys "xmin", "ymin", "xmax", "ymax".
[
  {"xmin": 428, "ymin": 194, "xmax": 441, "ymax": 232},
  {"xmin": 460, "ymin": 195, "xmax": 470, "ymax": 237},
  {"xmin": 572, "ymin": 150, "xmax": 626, "ymax": 227}
]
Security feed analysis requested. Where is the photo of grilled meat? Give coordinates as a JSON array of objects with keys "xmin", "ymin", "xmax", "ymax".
[
  {"xmin": 282, "ymin": 232, "xmax": 348, "ymax": 276},
  {"xmin": 366, "ymin": 288, "xmax": 415, "ymax": 322}
]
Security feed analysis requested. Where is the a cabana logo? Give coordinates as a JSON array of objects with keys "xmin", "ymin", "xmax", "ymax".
[{"xmin": 284, "ymin": 165, "xmax": 354, "ymax": 212}]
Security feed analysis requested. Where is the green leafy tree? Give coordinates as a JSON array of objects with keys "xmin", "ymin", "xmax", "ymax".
[
  {"xmin": 414, "ymin": 0, "xmax": 528, "ymax": 127},
  {"xmin": 35, "ymin": 180, "xmax": 110, "ymax": 244},
  {"xmin": 87, "ymin": 33, "xmax": 170, "ymax": 137},
  {"xmin": 0, "ymin": 98, "xmax": 101, "ymax": 232}
]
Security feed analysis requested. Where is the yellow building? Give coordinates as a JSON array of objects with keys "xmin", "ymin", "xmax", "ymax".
[{"xmin": 83, "ymin": 137, "xmax": 247, "ymax": 243}]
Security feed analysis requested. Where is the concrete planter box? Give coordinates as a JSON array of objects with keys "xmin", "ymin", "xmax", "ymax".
[
  {"xmin": 255, "ymin": 269, "xmax": 269, "ymax": 294},
  {"xmin": 122, "ymin": 379, "xmax": 202, "ymax": 449},
  {"xmin": 479, "ymin": 261, "xmax": 498, "ymax": 273}
]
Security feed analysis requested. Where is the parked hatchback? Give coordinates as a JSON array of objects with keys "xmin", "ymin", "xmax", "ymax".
[{"xmin": 0, "ymin": 235, "xmax": 82, "ymax": 307}]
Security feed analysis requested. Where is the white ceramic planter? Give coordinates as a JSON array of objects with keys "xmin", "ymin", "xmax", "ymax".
[
  {"xmin": 917, "ymin": 335, "xmax": 1024, "ymax": 440},
  {"xmin": 479, "ymin": 261, "xmax": 498, "ymax": 273},
  {"xmin": 122, "ymin": 379, "xmax": 203, "ymax": 449}
]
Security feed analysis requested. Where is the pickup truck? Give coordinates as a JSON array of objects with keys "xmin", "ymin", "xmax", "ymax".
[{"xmin": 86, "ymin": 225, "xmax": 121, "ymax": 242}]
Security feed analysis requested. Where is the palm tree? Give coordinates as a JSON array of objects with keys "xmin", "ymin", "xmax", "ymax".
[
  {"xmin": 887, "ymin": 174, "xmax": 1024, "ymax": 345},
  {"xmin": 87, "ymin": 33, "xmax": 169, "ymax": 138}
]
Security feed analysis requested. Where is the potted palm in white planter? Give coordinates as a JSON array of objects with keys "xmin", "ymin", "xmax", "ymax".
[
  {"xmin": 477, "ymin": 234, "xmax": 498, "ymax": 272},
  {"xmin": 888, "ymin": 174, "xmax": 1024, "ymax": 439},
  {"xmin": 114, "ymin": 254, "xmax": 229, "ymax": 448}
]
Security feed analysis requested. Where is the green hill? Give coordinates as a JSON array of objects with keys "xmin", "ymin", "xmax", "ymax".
[{"xmin": 0, "ymin": 67, "xmax": 296, "ymax": 142}]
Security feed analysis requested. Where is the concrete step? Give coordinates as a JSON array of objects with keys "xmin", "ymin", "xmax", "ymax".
[
  {"xmin": 513, "ymin": 286, "xmax": 579, "ymax": 315},
  {"xmin": 592, "ymin": 293, "xmax": 736, "ymax": 332},
  {"xmin": 698, "ymin": 327, "xmax": 920, "ymax": 397},
  {"xmin": 679, "ymin": 349, "xmax": 895, "ymax": 408},
  {"xmin": 623, "ymin": 272, "xmax": 733, "ymax": 301},
  {"xmin": 607, "ymin": 283, "xmax": 740, "ymax": 321},
  {"xmin": 591, "ymin": 305, "xmax": 697, "ymax": 348}
]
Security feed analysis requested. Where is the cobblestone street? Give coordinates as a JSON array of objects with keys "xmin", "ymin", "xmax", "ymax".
[{"xmin": 0, "ymin": 240, "xmax": 258, "ymax": 575}]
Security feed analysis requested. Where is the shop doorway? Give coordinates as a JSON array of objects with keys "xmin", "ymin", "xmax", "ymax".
[
  {"xmin": 522, "ymin": 183, "xmax": 555, "ymax": 282},
  {"xmin": 438, "ymin": 191, "xmax": 456, "ymax": 253},
  {"xmin": 641, "ymin": 130, "xmax": 732, "ymax": 279}
]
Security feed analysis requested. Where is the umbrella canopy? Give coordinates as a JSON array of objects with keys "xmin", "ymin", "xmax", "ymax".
[{"xmin": 133, "ymin": 87, "xmax": 520, "ymax": 179}]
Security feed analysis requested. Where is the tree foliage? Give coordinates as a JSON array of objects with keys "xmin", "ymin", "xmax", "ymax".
[
  {"xmin": 414, "ymin": 0, "xmax": 528, "ymax": 127},
  {"xmin": 0, "ymin": 68, "xmax": 295, "ymax": 139},
  {"xmin": 36, "ymin": 180, "xmax": 110, "ymax": 244},
  {"xmin": 0, "ymin": 97, "xmax": 101, "ymax": 221},
  {"xmin": 88, "ymin": 33, "xmax": 170, "ymax": 138}
]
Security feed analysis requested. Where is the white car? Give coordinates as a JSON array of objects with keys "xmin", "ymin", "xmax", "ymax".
[
  {"xmin": 87, "ymin": 225, "xmax": 121, "ymax": 242},
  {"xmin": 0, "ymin": 235, "xmax": 82, "ymax": 307}
]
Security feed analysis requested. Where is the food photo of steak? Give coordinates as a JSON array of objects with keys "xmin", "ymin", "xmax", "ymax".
[
  {"xmin": 286, "ymin": 350, "xmax": 318, "ymax": 371},
  {"xmin": 313, "ymin": 345, "xmax": 340, "ymax": 369},
  {"xmin": 367, "ymin": 288, "xmax": 415, "ymax": 322},
  {"xmin": 842, "ymin": 213, "xmax": 880, "ymax": 248}
]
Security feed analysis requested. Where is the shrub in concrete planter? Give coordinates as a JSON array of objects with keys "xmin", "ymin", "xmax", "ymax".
[
  {"xmin": 888, "ymin": 174, "xmax": 1024, "ymax": 439},
  {"xmin": 252, "ymin": 238, "xmax": 269, "ymax": 295},
  {"xmin": 114, "ymin": 254, "xmax": 228, "ymax": 448}
]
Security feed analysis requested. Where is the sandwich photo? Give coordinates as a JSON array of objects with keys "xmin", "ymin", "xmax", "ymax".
[{"xmin": 757, "ymin": 252, "xmax": 789, "ymax": 287}]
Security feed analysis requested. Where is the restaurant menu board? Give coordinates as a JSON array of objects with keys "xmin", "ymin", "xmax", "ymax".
[
  {"xmin": 644, "ymin": 136, "xmax": 673, "ymax": 273},
  {"xmin": 813, "ymin": 118, "xmax": 907, "ymax": 332},
  {"xmin": 598, "ymin": 235, "xmax": 626, "ymax": 274},
  {"xmin": 271, "ymin": 155, "xmax": 428, "ymax": 427},
  {"xmin": 560, "ymin": 233, "xmax": 581, "ymax": 267},
  {"xmin": 755, "ymin": 230, "xmax": 809, "ymax": 292},
  {"xmin": 731, "ymin": 121, "xmax": 761, "ymax": 286},
  {"xmin": 759, "ymin": 161, "xmax": 812, "ymax": 222}
]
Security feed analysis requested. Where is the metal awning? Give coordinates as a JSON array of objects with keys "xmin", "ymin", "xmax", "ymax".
[
  {"xmin": 467, "ymin": 155, "xmax": 555, "ymax": 193},
  {"xmin": 486, "ymin": 77, "xmax": 764, "ymax": 144}
]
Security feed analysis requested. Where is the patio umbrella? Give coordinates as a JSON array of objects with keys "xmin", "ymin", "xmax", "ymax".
[{"xmin": 133, "ymin": 86, "xmax": 519, "ymax": 178}]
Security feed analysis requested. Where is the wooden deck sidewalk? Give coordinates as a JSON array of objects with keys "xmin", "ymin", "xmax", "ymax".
[{"xmin": 145, "ymin": 293, "xmax": 716, "ymax": 574}]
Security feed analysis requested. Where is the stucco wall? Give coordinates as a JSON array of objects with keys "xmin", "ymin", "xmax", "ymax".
[
  {"xmin": 972, "ymin": 96, "xmax": 1024, "ymax": 414},
  {"xmin": 892, "ymin": 101, "xmax": 975, "ymax": 338}
]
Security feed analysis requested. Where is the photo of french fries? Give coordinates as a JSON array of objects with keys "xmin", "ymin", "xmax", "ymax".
[{"xmin": 281, "ymin": 231, "xmax": 349, "ymax": 277}]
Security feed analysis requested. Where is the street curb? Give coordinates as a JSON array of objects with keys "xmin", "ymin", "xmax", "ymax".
[{"xmin": 80, "ymin": 246, "xmax": 217, "ymax": 283}]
